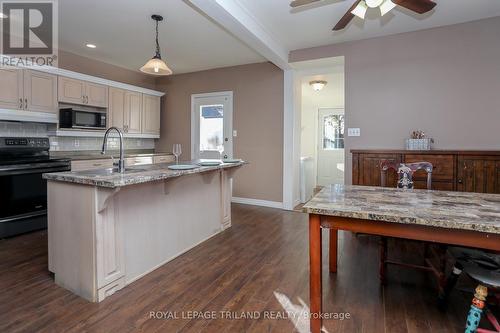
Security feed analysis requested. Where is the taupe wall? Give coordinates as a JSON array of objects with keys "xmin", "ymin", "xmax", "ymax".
[
  {"xmin": 58, "ymin": 50, "xmax": 156, "ymax": 89},
  {"xmin": 155, "ymin": 62, "xmax": 284, "ymax": 202},
  {"xmin": 290, "ymin": 17, "xmax": 500, "ymax": 184}
]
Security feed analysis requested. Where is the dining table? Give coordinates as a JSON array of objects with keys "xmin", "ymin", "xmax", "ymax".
[{"xmin": 302, "ymin": 184, "xmax": 500, "ymax": 333}]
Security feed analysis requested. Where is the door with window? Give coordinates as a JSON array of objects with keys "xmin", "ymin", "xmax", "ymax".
[
  {"xmin": 191, "ymin": 92, "xmax": 233, "ymax": 160},
  {"xmin": 317, "ymin": 108, "xmax": 345, "ymax": 186}
]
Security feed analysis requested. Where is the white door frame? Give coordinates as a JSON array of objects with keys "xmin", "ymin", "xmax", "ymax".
[
  {"xmin": 191, "ymin": 91, "xmax": 233, "ymax": 160},
  {"xmin": 283, "ymin": 62, "xmax": 345, "ymax": 210}
]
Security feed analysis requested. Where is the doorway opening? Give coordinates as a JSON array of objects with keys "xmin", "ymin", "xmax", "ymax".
[
  {"xmin": 191, "ymin": 91, "xmax": 233, "ymax": 160},
  {"xmin": 299, "ymin": 64, "xmax": 345, "ymax": 204}
]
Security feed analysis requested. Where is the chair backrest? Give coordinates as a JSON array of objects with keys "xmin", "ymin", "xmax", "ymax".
[{"xmin": 380, "ymin": 160, "xmax": 433, "ymax": 190}]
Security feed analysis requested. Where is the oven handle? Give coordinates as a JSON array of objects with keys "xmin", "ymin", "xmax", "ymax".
[
  {"xmin": 0, "ymin": 210, "xmax": 47, "ymax": 224},
  {"xmin": 0, "ymin": 165, "xmax": 70, "ymax": 176}
]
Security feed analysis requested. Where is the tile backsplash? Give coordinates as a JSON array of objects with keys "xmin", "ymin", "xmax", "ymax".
[
  {"xmin": 0, "ymin": 121, "xmax": 155, "ymax": 152},
  {"xmin": 49, "ymin": 136, "xmax": 155, "ymax": 151}
]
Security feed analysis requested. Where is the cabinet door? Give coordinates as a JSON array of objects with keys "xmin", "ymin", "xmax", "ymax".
[
  {"xmin": 124, "ymin": 91, "xmax": 142, "ymax": 133},
  {"xmin": 58, "ymin": 77, "xmax": 85, "ymax": 105},
  {"xmin": 0, "ymin": 68, "xmax": 23, "ymax": 110},
  {"xmin": 24, "ymin": 70, "xmax": 57, "ymax": 113},
  {"xmin": 357, "ymin": 153, "xmax": 401, "ymax": 187},
  {"xmin": 108, "ymin": 87, "xmax": 125, "ymax": 130},
  {"xmin": 457, "ymin": 157, "xmax": 500, "ymax": 194},
  {"xmin": 141, "ymin": 94, "xmax": 160, "ymax": 135},
  {"xmin": 86, "ymin": 82, "xmax": 108, "ymax": 108}
]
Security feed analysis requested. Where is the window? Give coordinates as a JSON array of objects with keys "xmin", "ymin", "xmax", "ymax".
[
  {"xmin": 199, "ymin": 105, "xmax": 224, "ymax": 151},
  {"xmin": 323, "ymin": 114, "xmax": 344, "ymax": 149}
]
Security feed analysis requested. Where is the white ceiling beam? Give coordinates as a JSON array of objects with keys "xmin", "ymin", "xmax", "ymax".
[{"xmin": 188, "ymin": 0, "xmax": 291, "ymax": 70}]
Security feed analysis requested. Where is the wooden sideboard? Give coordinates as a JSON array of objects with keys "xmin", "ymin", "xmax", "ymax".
[{"xmin": 351, "ymin": 150, "xmax": 500, "ymax": 193}]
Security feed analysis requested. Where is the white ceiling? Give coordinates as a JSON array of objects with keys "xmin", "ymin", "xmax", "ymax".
[
  {"xmin": 58, "ymin": 0, "xmax": 265, "ymax": 74},
  {"xmin": 236, "ymin": 0, "xmax": 500, "ymax": 51}
]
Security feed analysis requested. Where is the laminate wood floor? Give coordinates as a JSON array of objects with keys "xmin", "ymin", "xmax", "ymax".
[{"xmin": 0, "ymin": 204, "xmax": 490, "ymax": 333}]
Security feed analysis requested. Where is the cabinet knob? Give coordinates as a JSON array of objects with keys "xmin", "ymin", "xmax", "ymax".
[{"xmin": 458, "ymin": 179, "xmax": 463, "ymax": 184}]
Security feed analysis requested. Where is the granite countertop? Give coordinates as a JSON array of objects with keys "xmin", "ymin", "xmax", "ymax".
[
  {"xmin": 303, "ymin": 185, "xmax": 500, "ymax": 234},
  {"xmin": 50, "ymin": 150, "xmax": 173, "ymax": 161},
  {"xmin": 43, "ymin": 160, "xmax": 245, "ymax": 188}
]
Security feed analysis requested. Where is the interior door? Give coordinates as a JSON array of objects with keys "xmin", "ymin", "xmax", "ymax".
[
  {"xmin": 191, "ymin": 92, "xmax": 233, "ymax": 160},
  {"xmin": 317, "ymin": 108, "xmax": 345, "ymax": 186}
]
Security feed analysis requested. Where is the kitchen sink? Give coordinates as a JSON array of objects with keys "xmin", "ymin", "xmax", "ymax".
[{"xmin": 76, "ymin": 167, "xmax": 148, "ymax": 177}]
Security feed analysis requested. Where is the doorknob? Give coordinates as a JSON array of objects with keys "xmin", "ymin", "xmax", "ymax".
[
  {"xmin": 224, "ymin": 138, "xmax": 228, "ymax": 142},
  {"xmin": 224, "ymin": 154, "xmax": 228, "ymax": 159}
]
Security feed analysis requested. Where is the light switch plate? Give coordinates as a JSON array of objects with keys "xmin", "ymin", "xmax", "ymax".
[
  {"xmin": 348, "ymin": 128, "xmax": 360, "ymax": 137},
  {"xmin": 233, "ymin": 130, "xmax": 237, "ymax": 137}
]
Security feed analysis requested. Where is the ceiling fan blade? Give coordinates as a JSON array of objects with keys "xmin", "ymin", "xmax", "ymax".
[
  {"xmin": 290, "ymin": 0, "xmax": 321, "ymax": 8},
  {"xmin": 333, "ymin": 0, "xmax": 361, "ymax": 31},
  {"xmin": 392, "ymin": 0, "xmax": 436, "ymax": 14}
]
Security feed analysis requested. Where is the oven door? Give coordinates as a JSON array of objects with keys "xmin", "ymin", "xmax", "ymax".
[{"xmin": 0, "ymin": 162, "xmax": 70, "ymax": 236}]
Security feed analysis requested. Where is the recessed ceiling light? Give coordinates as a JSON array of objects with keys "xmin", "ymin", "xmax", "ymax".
[{"xmin": 86, "ymin": 43, "xmax": 97, "ymax": 49}]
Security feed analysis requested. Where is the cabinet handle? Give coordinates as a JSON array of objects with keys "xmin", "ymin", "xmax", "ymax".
[
  {"xmin": 19, "ymin": 98, "xmax": 23, "ymax": 109},
  {"xmin": 24, "ymin": 98, "xmax": 28, "ymax": 109}
]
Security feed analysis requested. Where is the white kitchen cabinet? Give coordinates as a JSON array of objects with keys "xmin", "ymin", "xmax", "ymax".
[
  {"xmin": 24, "ymin": 70, "xmax": 58, "ymax": 113},
  {"xmin": 141, "ymin": 94, "xmax": 161, "ymax": 135},
  {"xmin": 0, "ymin": 69, "xmax": 57, "ymax": 113},
  {"xmin": 58, "ymin": 77, "xmax": 108, "ymax": 108},
  {"xmin": 124, "ymin": 91, "xmax": 142, "ymax": 134},
  {"xmin": 108, "ymin": 87, "xmax": 126, "ymax": 131}
]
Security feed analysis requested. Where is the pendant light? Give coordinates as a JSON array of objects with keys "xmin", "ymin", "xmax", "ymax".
[{"xmin": 140, "ymin": 14, "xmax": 172, "ymax": 76}]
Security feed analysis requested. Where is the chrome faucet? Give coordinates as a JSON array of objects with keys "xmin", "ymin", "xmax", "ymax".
[{"xmin": 101, "ymin": 127, "xmax": 125, "ymax": 173}]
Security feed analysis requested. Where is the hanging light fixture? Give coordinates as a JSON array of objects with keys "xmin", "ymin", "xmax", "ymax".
[
  {"xmin": 140, "ymin": 15, "xmax": 172, "ymax": 76},
  {"xmin": 310, "ymin": 80, "xmax": 327, "ymax": 92},
  {"xmin": 352, "ymin": 0, "xmax": 397, "ymax": 19}
]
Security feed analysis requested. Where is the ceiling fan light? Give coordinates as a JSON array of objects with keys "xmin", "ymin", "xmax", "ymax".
[
  {"xmin": 140, "ymin": 57, "xmax": 173, "ymax": 75},
  {"xmin": 310, "ymin": 80, "xmax": 327, "ymax": 92},
  {"xmin": 379, "ymin": 0, "xmax": 397, "ymax": 16},
  {"xmin": 365, "ymin": 0, "xmax": 383, "ymax": 8},
  {"xmin": 351, "ymin": 1, "xmax": 368, "ymax": 19}
]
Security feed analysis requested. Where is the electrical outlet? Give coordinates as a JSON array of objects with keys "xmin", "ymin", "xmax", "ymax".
[{"xmin": 348, "ymin": 128, "xmax": 360, "ymax": 137}]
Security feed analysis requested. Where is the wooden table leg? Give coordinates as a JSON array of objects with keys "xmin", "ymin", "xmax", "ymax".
[
  {"xmin": 329, "ymin": 229, "xmax": 338, "ymax": 273},
  {"xmin": 309, "ymin": 214, "xmax": 322, "ymax": 333}
]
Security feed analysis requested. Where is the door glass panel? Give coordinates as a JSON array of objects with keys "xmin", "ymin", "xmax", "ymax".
[
  {"xmin": 199, "ymin": 104, "xmax": 224, "ymax": 151},
  {"xmin": 323, "ymin": 114, "xmax": 344, "ymax": 149}
]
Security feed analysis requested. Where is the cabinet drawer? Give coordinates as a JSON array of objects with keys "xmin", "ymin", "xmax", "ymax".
[
  {"xmin": 404, "ymin": 154, "xmax": 454, "ymax": 181},
  {"xmin": 413, "ymin": 180, "xmax": 454, "ymax": 191},
  {"xmin": 153, "ymin": 155, "xmax": 174, "ymax": 164},
  {"xmin": 71, "ymin": 159, "xmax": 113, "ymax": 171},
  {"xmin": 125, "ymin": 156, "xmax": 153, "ymax": 166}
]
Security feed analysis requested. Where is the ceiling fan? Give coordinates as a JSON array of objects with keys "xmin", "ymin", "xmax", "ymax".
[{"xmin": 290, "ymin": 0, "xmax": 437, "ymax": 31}]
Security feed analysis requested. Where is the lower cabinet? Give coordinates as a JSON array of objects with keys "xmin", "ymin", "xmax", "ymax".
[
  {"xmin": 352, "ymin": 150, "xmax": 500, "ymax": 194},
  {"xmin": 457, "ymin": 156, "xmax": 500, "ymax": 194}
]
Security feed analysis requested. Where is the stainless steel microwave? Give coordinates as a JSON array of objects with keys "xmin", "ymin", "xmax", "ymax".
[{"xmin": 59, "ymin": 108, "xmax": 107, "ymax": 130}]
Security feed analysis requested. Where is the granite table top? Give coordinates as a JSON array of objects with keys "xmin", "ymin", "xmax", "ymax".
[
  {"xmin": 43, "ymin": 160, "xmax": 245, "ymax": 188},
  {"xmin": 303, "ymin": 185, "xmax": 500, "ymax": 234}
]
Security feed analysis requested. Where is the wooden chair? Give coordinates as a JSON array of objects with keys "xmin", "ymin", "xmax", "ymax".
[{"xmin": 379, "ymin": 161, "xmax": 447, "ymax": 287}]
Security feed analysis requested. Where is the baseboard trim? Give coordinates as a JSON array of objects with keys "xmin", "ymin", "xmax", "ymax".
[{"xmin": 231, "ymin": 197, "xmax": 283, "ymax": 209}]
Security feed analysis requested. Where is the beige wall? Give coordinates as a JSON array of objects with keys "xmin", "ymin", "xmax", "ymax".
[
  {"xmin": 58, "ymin": 50, "xmax": 156, "ymax": 89},
  {"xmin": 155, "ymin": 62, "xmax": 284, "ymax": 202},
  {"xmin": 290, "ymin": 17, "xmax": 500, "ymax": 184}
]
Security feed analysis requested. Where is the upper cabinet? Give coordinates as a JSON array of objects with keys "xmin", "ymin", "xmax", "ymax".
[
  {"xmin": 58, "ymin": 77, "xmax": 108, "ymax": 108},
  {"xmin": 108, "ymin": 87, "xmax": 126, "ymax": 131},
  {"xmin": 0, "ymin": 68, "xmax": 24, "ymax": 110},
  {"xmin": 0, "ymin": 68, "xmax": 57, "ymax": 113},
  {"xmin": 24, "ymin": 70, "xmax": 58, "ymax": 113},
  {"xmin": 124, "ymin": 91, "xmax": 142, "ymax": 134},
  {"xmin": 142, "ymin": 94, "xmax": 161, "ymax": 135}
]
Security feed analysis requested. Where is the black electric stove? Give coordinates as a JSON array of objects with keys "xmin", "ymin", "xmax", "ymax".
[{"xmin": 0, "ymin": 137, "xmax": 70, "ymax": 238}]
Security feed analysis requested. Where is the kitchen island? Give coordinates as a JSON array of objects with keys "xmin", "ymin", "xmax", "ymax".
[{"xmin": 43, "ymin": 161, "xmax": 244, "ymax": 302}]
